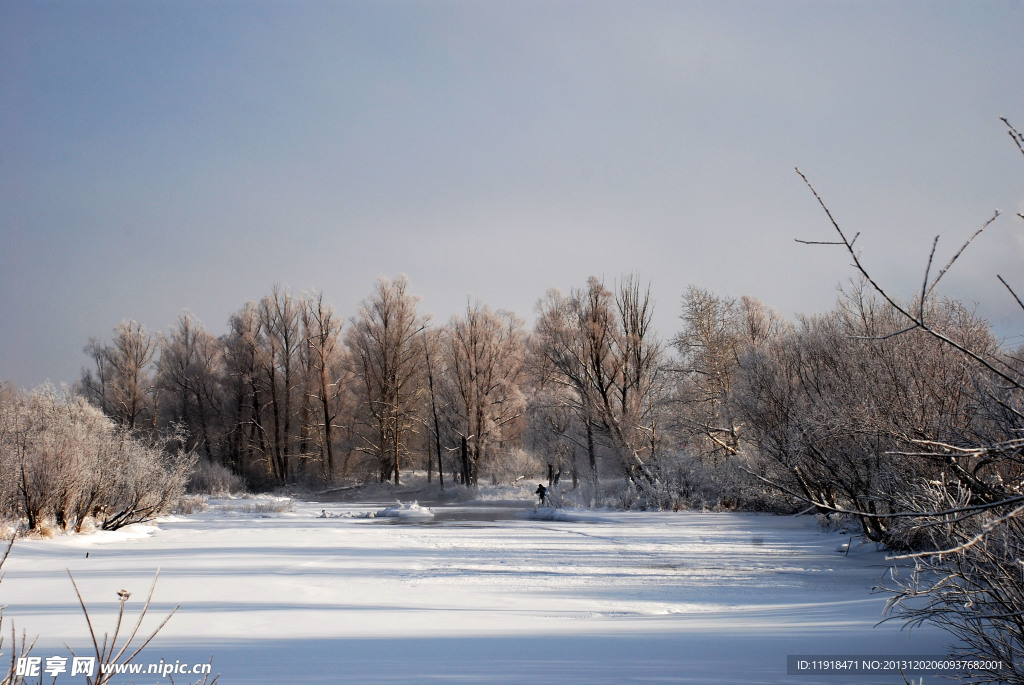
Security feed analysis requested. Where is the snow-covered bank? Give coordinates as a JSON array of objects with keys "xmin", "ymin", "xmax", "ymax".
[{"xmin": 2, "ymin": 498, "xmax": 952, "ymax": 684}]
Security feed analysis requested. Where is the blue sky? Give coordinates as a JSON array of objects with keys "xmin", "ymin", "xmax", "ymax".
[{"xmin": 2, "ymin": 0, "xmax": 1023, "ymax": 388}]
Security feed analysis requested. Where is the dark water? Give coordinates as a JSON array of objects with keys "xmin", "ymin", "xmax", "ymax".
[{"xmin": 308, "ymin": 488, "xmax": 535, "ymax": 526}]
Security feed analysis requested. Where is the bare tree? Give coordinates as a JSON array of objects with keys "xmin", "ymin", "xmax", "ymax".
[
  {"xmin": 221, "ymin": 302, "xmax": 268, "ymax": 481},
  {"xmin": 524, "ymin": 383, "xmax": 584, "ymax": 490},
  {"xmin": 81, "ymin": 320, "xmax": 159, "ymax": 430},
  {"xmin": 533, "ymin": 276, "xmax": 664, "ymax": 493},
  {"xmin": 255, "ymin": 286, "xmax": 305, "ymax": 482},
  {"xmin": 783, "ymin": 118, "xmax": 1024, "ymax": 682},
  {"xmin": 345, "ymin": 275, "xmax": 427, "ymax": 484},
  {"xmin": 672, "ymin": 287, "xmax": 763, "ymax": 462},
  {"xmin": 421, "ymin": 326, "xmax": 446, "ymax": 487},
  {"xmin": 735, "ymin": 287, "xmax": 992, "ymax": 537},
  {"xmin": 301, "ymin": 291, "xmax": 347, "ymax": 480},
  {"xmin": 155, "ymin": 313, "xmax": 224, "ymax": 458},
  {"xmin": 533, "ymin": 283, "xmax": 604, "ymax": 485},
  {"xmin": 440, "ymin": 301, "xmax": 526, "ymax": 485}
]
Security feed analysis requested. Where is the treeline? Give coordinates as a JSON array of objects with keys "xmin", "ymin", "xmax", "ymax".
[
  {"xmin": 5, "ymin": 270, "xmax": 1021, "ymax": 674},
  {"xmin": 67, "ymin": 272, "xmax": 1020, "ymax": 531},
  {"xmin": 74, "ymin": 275, "xmax": 674, "ymax": 497}
]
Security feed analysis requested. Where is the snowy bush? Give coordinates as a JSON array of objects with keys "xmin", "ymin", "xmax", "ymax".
[
  {"xmin": 0, "ymin": 385, "xmax": 196, "ymax": 533},
  {"xmin": 785, "ymin": 120, "xmax": 1024, "ymax": 683},
  {"xmin": 188, "ymin": 458, "xmax": 245, "ymax": 495}
]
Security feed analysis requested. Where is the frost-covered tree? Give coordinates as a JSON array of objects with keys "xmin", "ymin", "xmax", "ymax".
[
  {"xmin": 345, "ymin": 275, "xmax": 427, "ymax": 484},
  {"xmin": 524, "ymin": 382, "xmax": 586, "ymax": 489},
  {"xmin": 672, "ymin": 289, "xmax": 790, "ymax": 462},
  {"xmin": 533, "ymin": 276, "xmax": 663, "ymax": 492},
  {"xmin": 155, "ymin": 312, "xmax": 224, "ymax": 457},
  {"xmin": 80, "ymin": 320, "xmax": 159, "ymax": 430},
  {"xmin": 734, "ymin": 287, "xmax": 993, "ymax": 536},
  {"xmin": 440, "ymin": 301, "xmax": 526, "ymax": 485},
  {"xmin": 255, "ymin": 286, "xmax": 306, "ymax": 482},
  {"xmin": 301, "ymin": 291, "xmax": 350, "ymax": 480},
  {"xmin": 783, "ymin": 118, "xmax": 1024, "ymax": 682},
  {"xmin": 220, "ymin": 301, "xmax": 266, "ymax": 479},
  {"xmin": 0, "ymin": 385, "xmax": 193, "ymax": 533}
]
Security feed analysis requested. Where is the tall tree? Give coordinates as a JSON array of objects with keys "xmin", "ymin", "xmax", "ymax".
[
  {"xmin": 255, "ymin": 286, "xmax": 304, "ymax": 482},
  {"xmin": 534, "ymin": 276, "xmax": 663, "ymax": 487},
  {"xmin": 345, "ymin": 275, "xmax": 426, "ymax": 484},
  {"xmin": 302, "ymin": 291, "xmax": 346, "ymax": 480},
  {"xmin": 222, "ymin": 302, "xmax": 267, "ymax": 478},
  {"xmin": 81, "ymin": 320, "xmax": 158, "ymax": 430},
  {"xmin": 421, "ymin": 327, "xmax": 446, "ymax": 487},
  {"xmin": 155, "ymin": 312, "xmax": 223, "ymax": 457},
  {"xmin": 442, "ymin": 301, "xmax": 527, "ymax": 485}
]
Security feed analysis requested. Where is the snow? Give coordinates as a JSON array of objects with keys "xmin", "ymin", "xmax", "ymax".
[
  {"xmin": 373, "ymin": 501, "xmax": 435, "ymax": 519},
  {"xmin": 1, "ymin": 492, "xmax": 953, "ymax": 684},
  {"xmin": 518, "ymin": 506, "xmax": 613, "ymax": 523}
]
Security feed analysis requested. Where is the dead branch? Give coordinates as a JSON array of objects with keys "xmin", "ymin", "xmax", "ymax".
[
  {"xmin": 887, "ymin": 502, "xmax": 1024, "ymax": 560},
  {"xmin": 998, "ymin": 275, "xmax": 1024, "ymax": 314},
  {"xmin": 796, "ymin": 167, "xmax": 1020, "ymax": 390},
  {"xmin": 738, "ymin": 465, "xmax": 1024, "ymax": 520},
  {"xmin": 924, "ymin": 212, "xmax": 1000, "ymax": 300}
]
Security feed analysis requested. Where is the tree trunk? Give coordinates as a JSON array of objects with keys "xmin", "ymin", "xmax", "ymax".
[{"xmin": 586, "ymin": 418, "xmax": 598, "ymax": 486}]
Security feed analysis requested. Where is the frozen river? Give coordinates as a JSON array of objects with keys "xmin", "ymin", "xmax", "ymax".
[{"xmin": 2, "ymin": 493, "xmax": 953, "ymax": 684}]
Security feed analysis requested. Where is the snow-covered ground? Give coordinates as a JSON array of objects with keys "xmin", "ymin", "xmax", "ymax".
[{"xmin": 2, "ymin": 491, "xmax": 954, "ymax": 684}]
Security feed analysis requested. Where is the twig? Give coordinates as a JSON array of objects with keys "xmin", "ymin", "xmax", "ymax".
[
  {"xmin": 109, "ymin": 571, "xmax": 179, "ymax": 668},
  {"xmin": 924, "ymin": 211, "xmax": 1000, "ymax": 300},
  {"xmin": 68, "ymin": 570, "xmax": 179, "ymax": 685},
  {"xmin": 68, "ymin": 572, "xmax": 103, "ymax": 675},
  {"xmin": 997, "ymin": 275, "xmax": 1024, "ymax": 314},
  {"xmin": 887, "ymin": 502, "xmax": 1024, "ymax": 560},
  {"xmin": 738, "ymin": 465, "xmax": 1024, "ymax": 520},
  {"xmin": 850, "ymin": 324, "xmax": 922, "ymax": 341},
  {"xmin": 0, "ymin": 535, "xmax": 13, "ymax": 571},
  {"xmin": 1002, "ymin": 117, "xmax": 1024, "ymax": 158},
  {"xmin": 920, "ymin": 235, "xmax": 940, "ymax": 320}
]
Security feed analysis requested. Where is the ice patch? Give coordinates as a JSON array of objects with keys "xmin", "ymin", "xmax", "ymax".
[{"xmin": 6, "ymin": 497, "xmax": 953, "ymax": 684}]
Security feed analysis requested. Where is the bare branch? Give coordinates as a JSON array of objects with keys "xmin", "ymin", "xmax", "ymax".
[
  {"xmin": 1002, "ymin": 116, "xmax": 1024, "ymax": 158},
  {"xmin": 795, "ymin": 168, "xmax": 912, "ymax": 320},
  {"xmin": 997, "ymin": 275, "xmax": 1024, "ymax": 314},
  {"xmin": 924, "ymin": 210, "xmax": 1000, "ymax": 300},
  {"xmin": 797, "ymin": 167, "xmax": 1020, "ymax": 390},
  {"xmin": 851, "ymin": 324, "xmax": 922, "ymax": 341},
  {"xmin": 920, "ymin": 235, "xmax": 940, "ymax": 319},
  {"xmin": 0, "ymin": 535, "xmax": 13, "ymax": 573},
  {"xmin": 887, "ymin": 503, "xmax": 1024, "ymax": 560},
  {"xmin": 738, "ymin": 465, "xmax": 1024, "ymax": 521}
]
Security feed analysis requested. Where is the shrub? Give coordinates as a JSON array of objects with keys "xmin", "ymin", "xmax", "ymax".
[{"xmin": 0, "ymin": 385, "xmax": 195, "ymax": 533}]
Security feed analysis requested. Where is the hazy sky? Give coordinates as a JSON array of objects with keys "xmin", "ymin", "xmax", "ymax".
[{"xmin": 2, "ymin": 0, "xmax": 1023, "ymax": 389}]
